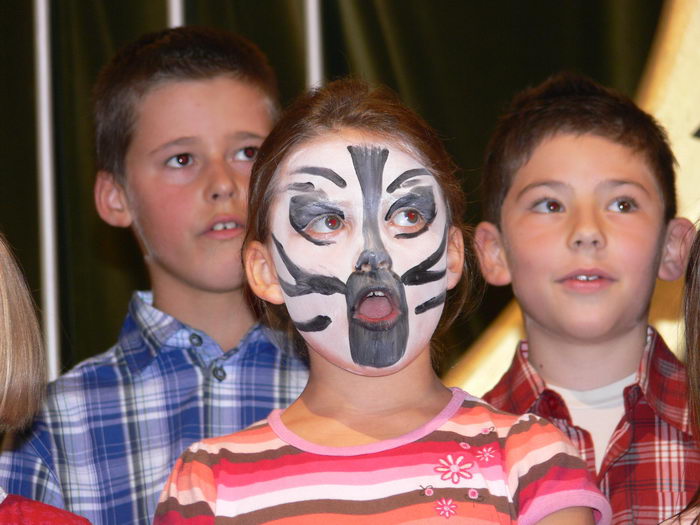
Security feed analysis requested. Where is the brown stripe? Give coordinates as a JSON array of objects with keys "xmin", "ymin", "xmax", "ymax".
[
  {"xmin": 223, "ymin": 486, "xmax": 516, "ymax": 523},
  {"xmin": 514, "ymin": 452, "xmax": 587, "ymax": 510},
  {"xmin": 154, "ymin": 498, "xmax": 214, "ymax": 519},
  {"xmin": 181, "ymin": 442, "xmax": 302, "ymax": 467}
]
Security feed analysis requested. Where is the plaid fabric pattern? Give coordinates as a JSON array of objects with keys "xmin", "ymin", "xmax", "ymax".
[
  {"xmin": 0, "ymin": 291, "xmax": 309, "ymax": 525},
  {"xmin": 483, "ymin": 327, "xmax": 700, "ymax": 525}
]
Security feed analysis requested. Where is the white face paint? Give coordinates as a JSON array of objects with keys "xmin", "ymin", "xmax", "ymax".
[{"xmin": 268, "ymin": 132, "xmax": 450, "ymax": 375}]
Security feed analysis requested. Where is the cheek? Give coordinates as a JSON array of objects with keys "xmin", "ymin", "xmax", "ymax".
[{"xmin": 283, "ymin": 289, "xmax": 353, "ymax": 364}]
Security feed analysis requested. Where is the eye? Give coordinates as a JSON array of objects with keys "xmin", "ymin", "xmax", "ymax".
[
  {"xmin": 608, "ymin": 197, "xmax": 638, "ymax": 213},
  {"xmin": 532, "ymin": 198, "xmax": 564, "ymax": 213},
  {"xmin": 307, "ymin": 214, "xmax": 344, "ymax": 234},
  {"xmin": 392, "ymin": 208, "xmax": 424, "ymax": 227},
  {"xmin": 234, "ymin": 146, "xmax": 259, "ymax": 161},
  {"xmin": 165, "ymin": 153, "xmax": 193, "ymax": 168}
]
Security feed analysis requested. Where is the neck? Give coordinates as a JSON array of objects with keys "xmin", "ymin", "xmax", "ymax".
[
  {"xmin": 282, "ymin": 346, "xmax": 452, "ymax": 446},
  {"xmin": 150, "ymin": 276, "xmax": 255, "ymax": 352},
  {"xmin": 524, "ymin": 317, "xmax": 646, "ymax": 390}
]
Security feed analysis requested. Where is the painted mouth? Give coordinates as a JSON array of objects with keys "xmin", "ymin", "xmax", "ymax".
[{"xmin": 352, "ymin": 286, "xmax": 400, "ymax": 328}]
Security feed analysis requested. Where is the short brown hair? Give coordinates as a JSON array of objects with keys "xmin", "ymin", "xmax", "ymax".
[
  {"xmin": 244, "ymin": 78, "xmax": 481, "ymax": 356},
  {"xmin": 93, "ymin": 26, "xmax": 279, "ymax": 185},
  {"xmin": 0, "ymin": 235, "xmax": 45, "ymax": 431},
  {"xmin": 482, "ymin": 71, "xmax": 677, "ymax": 225}
]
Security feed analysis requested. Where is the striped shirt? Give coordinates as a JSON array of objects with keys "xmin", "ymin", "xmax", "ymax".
[
  {"xmin": 0, "ymin": 291, "xmax": 309, "ymax": 525},
  {"xmin": 483, "ymin": 327, "xmax": 700, "ymax": 524},
  {"xmin": 155, "ymin": 388, "xmax": 611, "ymax": 524}
]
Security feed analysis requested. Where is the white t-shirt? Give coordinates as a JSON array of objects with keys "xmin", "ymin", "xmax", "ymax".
[{"xmin": 548, "ymin": 373, "xmax": 635, "ymax": 473}]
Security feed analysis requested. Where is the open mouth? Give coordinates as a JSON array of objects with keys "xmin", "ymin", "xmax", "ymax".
[{"xmin": 352, "ymin": 288, "xmax": 400, "ymax": 326}]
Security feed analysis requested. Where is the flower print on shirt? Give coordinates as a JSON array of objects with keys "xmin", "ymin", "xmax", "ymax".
[
  {"xmin": 435, "ymin": 497, "xmax": 458, "ymax": 518},
  {"xmin": 435, "ymin": 454, "xmax": 473, "ymax": 484}
]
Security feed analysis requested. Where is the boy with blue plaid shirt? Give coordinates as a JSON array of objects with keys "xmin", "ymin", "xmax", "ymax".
[{"xmin": 0, "ymin": 26, "xmax": 308, "ymax": 525}]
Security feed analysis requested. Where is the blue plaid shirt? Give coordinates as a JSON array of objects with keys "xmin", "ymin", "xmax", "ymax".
[{"xmin": 0, "ymin": 291, "xmax": 309, "ymax": 525}]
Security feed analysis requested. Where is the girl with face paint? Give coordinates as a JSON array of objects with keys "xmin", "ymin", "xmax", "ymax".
[{"xmin": 155, "ymin": 80, "xmax": 611, "ymax": 525}]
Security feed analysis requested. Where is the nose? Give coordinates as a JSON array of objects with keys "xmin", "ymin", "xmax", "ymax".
[
  {"xmin": 568, "ymin": 209, "xmax": 606, "ymax": 250},
  {"xmin": 206, "ymin": 161, "xmax": 244, "ymax": 202},
  {"xmin": 355, "ymin": 249, "xmax": 392, "ymax": 272}
]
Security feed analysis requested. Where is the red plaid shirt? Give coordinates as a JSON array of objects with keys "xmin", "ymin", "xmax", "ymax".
[{"xmin": 483, "ymin": 327, "xmax": 700, "ymax": 525}]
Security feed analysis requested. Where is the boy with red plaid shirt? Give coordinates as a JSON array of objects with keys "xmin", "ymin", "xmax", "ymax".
[{"xmin": 474, "ymin": 72, "xmax": 699, "ymax": 524}]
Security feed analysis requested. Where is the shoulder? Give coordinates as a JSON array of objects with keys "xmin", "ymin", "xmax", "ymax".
[
  {"xmin": 0, "ymin": 494, "xmax": 90, "ymax": 524},
  {"xmin": 449, "ymin": 395, "xmax": 580, "ymax": 468},
  {"xmin": 175, "ymin": 419, "xmax": 280, "ymax": 470}
]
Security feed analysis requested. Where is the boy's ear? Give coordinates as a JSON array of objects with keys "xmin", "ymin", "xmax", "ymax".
[
  {"xmin": 244, "ymin": 240, "xmax": 285, "ymax": 305},
  {"xmin": 658, "ymin": 217, "xmax": 696, "ymax": 281},
  {"xmin": 445, "ymin": 226, "xmax": 465, "ymax": 290},
  {"xmin": 473, "ymin": 221, "xmax": 512, "ymax": 286},
  {"xmin": 94, "ymin": 171, "xmax": 133, "ymax": 228}
]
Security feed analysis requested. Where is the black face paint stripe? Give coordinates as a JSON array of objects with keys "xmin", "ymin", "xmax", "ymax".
[
  {"xmin": 286, "ymin": 182, "xmax": 315, "ymax": 192},
  {"xmin": 272, "ymin": 235, "xmax": 346, "ymax": 296},
  {"xmin": 294, "ymin": 315, "xmax": 332, "ymax": 332},
  {"xmin": 292, "ymin": 167, "xmax": 347, "ymax": 188},
  {"xmin": 415, "ymin": 291, "xmax": 446, "ymax": 314},
  {"xmin": 347, "ymin": 146, "xmax": 392, "ymax": 271},
  {"xmin": 384, "ymin": 187, "xmax": 436, "ymax": 221},
  {"xmin": 401, "ymin": 225, "xmax": 448, "ymax": 286},
  {"xmin": 386, "ymin": 168, "xmax": 431, "ymax": 193},
  {"xmin": 395, "ymin": 225, "xmax": 429, "ymax": 239},
  {"xmin": 288, "ymin": 194, "xmax": 343, "ymax": 246}
]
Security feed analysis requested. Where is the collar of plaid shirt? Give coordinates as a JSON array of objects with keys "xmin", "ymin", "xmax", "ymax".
[
  {"xmin": 119, "ymin": 291, "xmax": 279, "ymax": 375},
  {"xmin": 484, "ymin": 326, "xmax": 690, "ymax": 434}
]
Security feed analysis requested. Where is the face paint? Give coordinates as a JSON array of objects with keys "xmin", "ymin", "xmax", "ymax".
[{"xmin": 268, "ymin": 132, "xmax": 450, "ymax": 374}]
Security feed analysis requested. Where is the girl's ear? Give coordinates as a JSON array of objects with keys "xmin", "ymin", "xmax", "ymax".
[
  {"xmin": 94, "ymin": 171, "xmax": 133, "ymax": 227},
  {"xmin": 473, "ymin": 221, "xmax": 512, "ymax": 286},
  {"xmin": 658, "ymin": 217, "xmax": 695, "ymax": 281},
  {"xmin": 244, "ymin": 240, "xmax": 285, "ymax": 304},
  {"xmin": 446, "ymin": 226, "xmax": 465, "ymax": 290}
]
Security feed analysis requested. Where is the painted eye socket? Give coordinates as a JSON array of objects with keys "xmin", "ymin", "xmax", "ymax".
[
  {"xmin": 392, "ymin": 208, "xmax": 424, "ymax": 227},
  {"xmin": 608, "ymin": 198, "xmax": 638, "ymax": 213},
  {"xmin": 165, "ymin": 153, "xmax": 193, "ymax": 168},
  {"xmin": 307, "ymin": 214, "xmax": 343, "ymax": 234},
  {"xmin": 234, "ymin": 146, "xmax": 259, "ymax": 161},
  {"xmin": 532, "ymin": 198, "xmax": 564, "ymax": 213}
]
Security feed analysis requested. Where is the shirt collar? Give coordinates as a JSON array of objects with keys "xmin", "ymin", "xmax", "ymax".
[
  {"xmin": 634, "ymin": 327, "xmax": 690, "ymax": 433},
  {"xmin": 505, "ymin": 326, "xmax": 690, "ymax": 434},
  {"xmin": 118, "ymin": 291, "xmax": 188, "ymax": 374},
  {"xmin": 119, "ymin": 291, "xmax": 248, "ymax": 375}
]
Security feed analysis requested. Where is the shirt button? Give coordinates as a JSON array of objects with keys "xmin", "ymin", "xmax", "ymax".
[
  {"xmin": 189, "ymin": 333, "xmax": 203, "ymax": 347},
  {"xmin": 212, "ymin": 366, "xmax": 227, "ymax": 381}
]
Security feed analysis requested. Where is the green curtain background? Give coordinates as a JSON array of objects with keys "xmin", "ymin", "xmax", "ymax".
[{"xmin": 0, "ymin": 0, "xmax": 662, "ymax": 374}]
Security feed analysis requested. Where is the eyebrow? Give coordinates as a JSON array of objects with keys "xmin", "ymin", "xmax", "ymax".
[
  {"xmin": 514, "ymin": 180, "xmax": 568, "ymax": 200},
  {"xmin": 149, "ymin": 131, "xmax": 265, "ymax": 156},
  {"xmin": 515, "ymin": 178, "xmax": 653, "ymax": 200},
  {"xmin": 599, "ymin": 179, "xmax": 653, "ymax": 197},
  {"xmin": 291, "ymin": 167, "xmax": 347, "ymax": 188},
  {"xmin": 386, "ymin": 168, "xmax": 432, "ymax": 193}
]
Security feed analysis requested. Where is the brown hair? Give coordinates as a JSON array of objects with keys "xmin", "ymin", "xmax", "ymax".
[
  {"xmin": 244, "ymin": 78, "xmax": 481, "ymax": 357},
  {"xmin": 482, "ymin": 71, "xmax": 677, "ymax": 225},
  {"xmin": 0, "ymin": 235, "xmax": 45, "ymax": 431},
  {"xmin": 93, "ymin": 25, "xmax": 279, "ymax": 185},
  {"xmin": 682, "ymin": 228, "xmax": 700, "ymax": 522}
]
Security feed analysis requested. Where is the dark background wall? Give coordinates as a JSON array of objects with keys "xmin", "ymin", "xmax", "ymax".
[{"xmin": 0, "ymin": 0, "xmax": 663, "ymax": 373}]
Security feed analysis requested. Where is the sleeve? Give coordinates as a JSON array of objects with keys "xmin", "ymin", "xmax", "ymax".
[
  {"xmin": 504, "ymin": 413, "xmax": 612, "ymax": 525},
  {"xmin": 0, "ymin": 416, "xmax": 65, "ymax": 510},
  {"xmin": 153, "ymin": 444, "xmax": 217, "ymax": 525}
]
